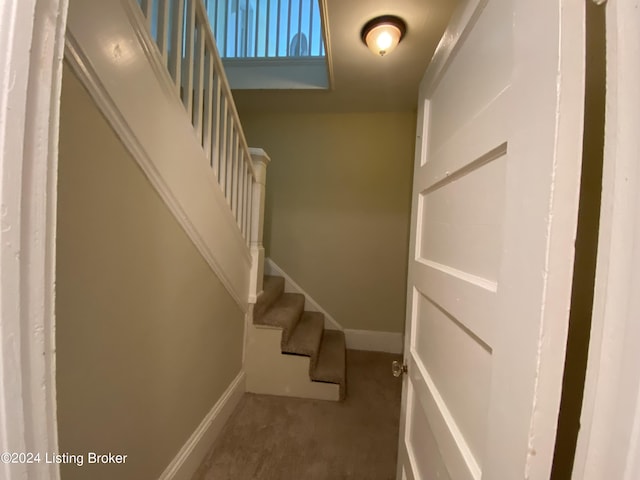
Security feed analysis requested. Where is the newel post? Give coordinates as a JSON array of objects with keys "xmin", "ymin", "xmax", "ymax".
[{"xmin": 248, "ymin": 148, "xmax": 271, "ymax": 303}]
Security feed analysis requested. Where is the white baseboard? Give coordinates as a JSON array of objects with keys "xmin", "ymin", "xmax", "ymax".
[
  {"xmin": 158, "ymin": 371, "xmax": 245, "ymax": 480},
  {"xmin": 264, "ymin": 258, "xmax": 343, "ymax": 331},
  {"xmin": 344, "ymin": 329, "xmax": 404, "ymax": 354}
]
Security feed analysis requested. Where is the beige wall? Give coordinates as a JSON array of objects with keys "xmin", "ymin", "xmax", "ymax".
[
  {"xmin": 56, "ymin": 64, "xmax": 245, "ymax": 480},
  {"xmin": 241, "ymin": 111, "xmax": 416, "ymax": 333}
]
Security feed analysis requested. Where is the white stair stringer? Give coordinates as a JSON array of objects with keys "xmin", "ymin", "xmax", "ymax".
[{"xmin": 245, "ymin": 323, "xmax": 340, "ymax": 401}]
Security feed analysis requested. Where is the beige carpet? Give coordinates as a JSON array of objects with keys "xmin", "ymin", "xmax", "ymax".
[{"xmin": 194, "ymin": 349, "xmax": 403, "ymax": 480}]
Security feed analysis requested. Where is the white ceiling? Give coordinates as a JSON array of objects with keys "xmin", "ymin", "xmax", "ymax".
[{"xmin": 232, "ymin": 0, "xmax": 458, "ymax": 114}]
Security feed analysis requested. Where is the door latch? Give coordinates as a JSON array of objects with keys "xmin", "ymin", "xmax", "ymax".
[{"xmin": 392, "ymin": 360, "xmax": 408, "ymax": 377}]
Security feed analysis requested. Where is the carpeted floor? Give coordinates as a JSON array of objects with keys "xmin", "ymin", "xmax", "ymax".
[{"xmin": 194, "ymin": 349, "xmax": 403, "ymax": 480}]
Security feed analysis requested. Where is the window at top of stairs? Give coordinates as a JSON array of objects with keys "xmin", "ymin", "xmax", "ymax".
[{"xmin": 205, "ymin": 0, "xmax": 330, "ymax": 89}]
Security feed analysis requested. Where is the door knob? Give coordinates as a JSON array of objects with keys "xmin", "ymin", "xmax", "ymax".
[{"xmin": 392, "ymin": 360, "xmax": 408, "ymax": 377}]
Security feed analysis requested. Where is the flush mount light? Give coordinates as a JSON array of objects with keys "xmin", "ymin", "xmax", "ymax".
[{"xmin": 361, "ymin": 15, "xmax": 407, "ymax": 57}]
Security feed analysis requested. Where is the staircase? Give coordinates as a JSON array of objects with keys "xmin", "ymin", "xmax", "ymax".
[
  {"xmin": 246, "ymin": 275, "xmax": 347, "ymax": 401},
  {"xmin": 107, "ymin": 0, "xmax": 343, "ymax": 402}
]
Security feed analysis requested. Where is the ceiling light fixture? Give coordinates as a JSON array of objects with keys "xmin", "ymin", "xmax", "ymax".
[{"xmin": 361, "ymin": 15, "xmax": 407, "ymax": 57}]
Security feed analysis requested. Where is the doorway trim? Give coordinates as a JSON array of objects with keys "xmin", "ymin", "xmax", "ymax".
[
  {"xmin": 573, "ymin": 1, "xmax": 640, "ymax": 478},
  {"xmin": 0, "ymin": 0, "xmax": 67, "ymax": 478},
  {"xmin": 1, "ymin": 1, "xmax": 639, "ymax": 478}
]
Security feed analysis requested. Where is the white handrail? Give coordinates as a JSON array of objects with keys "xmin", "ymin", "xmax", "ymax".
[{"xmin": 136, "ymin": 0, "xmax": 257, "ymax": 244}]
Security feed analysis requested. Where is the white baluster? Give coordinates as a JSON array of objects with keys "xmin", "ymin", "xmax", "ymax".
[
  {"xmin": 193, "ymin": 19, "xmax": 205, "ymax": 142},
  {"xmin": 297, "ymin": 0, "xmax": 303, "ymax": 55},
  {"xmin": 169, "ymin": 0, "xmax": 184, "ymax": 89},
  {"xmin": 275, "ymin": 0, "xmax": 281, "ymax": 56},
  {"xmin": 234, "ymin": 0, "xmax": 240, "ymax": 56},
  {"xmin": 244, "ymin": 0, "xmax": 250, "ymax": 56},
  {"xmin": 203, "ymin": 50, "xmax": 214, "ymax": 160},
  {"xmin": 286, "ymin": 0, "xmax": 292, "ymax": 55},
  {"xmin": 265, "ymin": 0, "xmax": 271, "ymax": 56},
  {"xmin": 242, "ymin": 162, "xmax": 251, "ymax": 239},
  {"xmin": 254, "ymin": 0, "xmax": 260, "ymax": 57},
  {"xmin": 232, "ymin": 131, "xmax": 239, "ymax": 217},
  {"xmin": 211, "ymin": 73, "xmax": 221, "ymax": 173},
  {"xmin": 238, "ymin": 156, "xmax": 245, "ymax": 233},
  {"xmin": 219, "ymin": 101, "xmax": 228, "ymax": 195},
  {"xmin": 183, "ymin": 0, "xmax": 195, "ymax": 117},
  {"xmin": 308, "ymin": 0, "xmax": 313, "ymax": 55},
  {"xmin": 157, "ymin": 0, "xmax": 170, "ymax": 64},
  {"xmin": 245, "ymin": 162, "xmax": 252, "ymax": 240},
  {"xmin": 225, "ymin": 115, "xmax": 234, "ymax": 204}
]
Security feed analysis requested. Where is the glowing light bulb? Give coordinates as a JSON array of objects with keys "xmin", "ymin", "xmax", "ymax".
[{"xmin": 376, "ymin": 31, "xmax": 393, "ymax": 51}]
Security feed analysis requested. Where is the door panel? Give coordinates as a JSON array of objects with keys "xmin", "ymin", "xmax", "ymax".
[
  {"xmin": 427, "ymin": 0, "xmax": 511, "ymax": 155},
  {"xmin": 408, "ymin": 354, "xmax": 480, "ymax": 479},
  {"xmin": 414, "ymin": 290, "xmax": 492, "ymax": 464},
  {"xmin": 418, "ymin": 152, "xmax": 507, "ymax": 282},
  {"xmin": 397, "ymin": 0, "xmax": 585, "ymax": 478},
  {"xmin": 408, "ymin": 383, "xmax": 454, "ymax": 480}
]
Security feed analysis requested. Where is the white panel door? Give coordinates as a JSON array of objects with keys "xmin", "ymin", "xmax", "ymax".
[{"xmin": 397, "ymin": 0, "xmax": 585, "ymax": 479}]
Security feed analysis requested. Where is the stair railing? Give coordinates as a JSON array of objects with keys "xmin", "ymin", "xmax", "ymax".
[
  {"xmin": 204, "ymin": 0, "xmax": 326, "ymax": 58},
  {"xmin": 136, "ymin": 0, "xmax": 269, "ymax": 300}
]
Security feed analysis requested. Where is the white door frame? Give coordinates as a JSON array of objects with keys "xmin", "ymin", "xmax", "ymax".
[
  {"xmin": 572, "ymin": 1, "xmax": 640, "ymax": 478},
  {"xmin": 0, "ymin": 0, "xmax": 67, "ymax": 478}
]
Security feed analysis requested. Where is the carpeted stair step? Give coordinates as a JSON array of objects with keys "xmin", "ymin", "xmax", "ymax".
[
  {"xmin": 255, "ymin": 292, "xmax": 305, "ymax": 344},
  {"xmin": 254, "ymin": 275, "xmax": 285, "ymax": 321},
  {"xmin": 251, "ymin": 274, "xmax": 347, "ymax": 401},
  {"xmin": 311, "ymin": 329, "xmax": 347, "ymax": 400},
  {"xmin": 282, "ymin": 311, "xmax": 325, "ymax": 369}
]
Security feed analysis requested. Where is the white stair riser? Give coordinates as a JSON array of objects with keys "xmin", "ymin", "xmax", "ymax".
[{"xmin": 245, "ymin": 324, "xmax": 339, "ymax": 401}]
